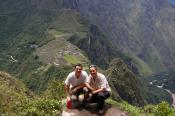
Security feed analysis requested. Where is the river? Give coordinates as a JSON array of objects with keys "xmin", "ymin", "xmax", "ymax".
[
  {"xmin": 150, "ymin": 80, "xmax": 175, "ymax": 107},
  {"xmin": 172, "ymin": 93, "xmax": 175, "ymax": 107}
]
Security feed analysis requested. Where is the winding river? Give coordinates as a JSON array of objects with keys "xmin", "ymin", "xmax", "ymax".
[{"xmin": 149, "ymin": 80, "xmax": 175, "ymax": 107}]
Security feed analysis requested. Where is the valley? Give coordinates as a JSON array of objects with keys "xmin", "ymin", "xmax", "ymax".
[
  {"xmin": 144, "ymin": 70, "xmax": 175, "ymax": 106},
  {"xmin": 1, "ymin": 0, "xmax": 175, "ymax": 115}
]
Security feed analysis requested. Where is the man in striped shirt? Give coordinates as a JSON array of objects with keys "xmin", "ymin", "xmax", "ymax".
[{"xmin": 86, "ymin": 65, "xmax": 111, "ymax": 114}]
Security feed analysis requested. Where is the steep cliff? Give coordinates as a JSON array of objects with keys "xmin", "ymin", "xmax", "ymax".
[
  {"xmin": 107, "ymin": 59, "xmax": 145, "ymax": 106},
  {"xmin": 68, "ymin": 24, "xmax": 139, "ymax": 74},
  {"xmin": 64, "ymin": 0, "xmax": 175, "ymax": 75},
  {"xmin": 0, "ymin": 0, "xmax": 173, "ymax": 106}
]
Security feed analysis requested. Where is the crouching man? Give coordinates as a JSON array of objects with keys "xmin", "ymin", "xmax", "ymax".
[
  {"xmin": 65, "ymin": 63, "xmax": 89, "ymax": 107},
  {"xmin": 86, "ymin": 65, "xmax": 111, "ymax": 114}
]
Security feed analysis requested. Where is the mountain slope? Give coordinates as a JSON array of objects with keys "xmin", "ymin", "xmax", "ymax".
[
  {"xmin": 107, "ymin": 59, "xmax": 145, "ymax": 106},
  {"xmin": 0, "ymin": 0, "xmax": 90, "ymax": 93},
  {"xmin": 0, "ymin": 71, "xmax": 33, "ymax": 114},
  {"xmin": 64, "ymin": 0, "xmax": 175, "ymax": 75},
  {"xmin": 0, "ymin": 0, "xmax": 174, "ymax": 105}
]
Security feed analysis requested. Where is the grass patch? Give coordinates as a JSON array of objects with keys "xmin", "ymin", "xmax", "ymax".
[
  {"xmin": 126, "ymin": 53, "xmax": 153, "ymax": 76},
  {"xmin": 106, "ymin": 99, "xmax": 175, "ymax": 116},
  {"xmin": 48, "ymin": 29, "xmax": 65, "ymax": 38},
  {"xmin": 75, "ymin": 32, "xmax": 87, "ymax": 39},
  {"xmin": 53, "ymin": 31, "xmax": 64, "ymax": 36},
  {"xmin": 106, "ymin": 99, "xmax": 145, "ymax": 116},
  {"xmin": 64, "ymin": 54, "xmax": 80, "ymax": 65}
]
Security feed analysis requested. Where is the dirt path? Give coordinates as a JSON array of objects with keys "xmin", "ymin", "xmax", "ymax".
[{"xmin": 62, "ymin": 104, "xmax": 127, "ymax": 116}]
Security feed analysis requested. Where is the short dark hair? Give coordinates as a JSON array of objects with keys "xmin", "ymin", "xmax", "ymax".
[
  {"xmin": 89, "ymin": 64, "xmax": 97, "ymax": 69},
  {"xmin": 74, "ymin": 63, "xmax": 82, "ymax": 68}
]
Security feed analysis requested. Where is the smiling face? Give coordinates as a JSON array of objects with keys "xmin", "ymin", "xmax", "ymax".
[
  {"xmin": 89, "ymin": 67, "xmax": 97, "ymax": 78},
  {"xmin": 75, "ymin": 65, "xmax": 82, "ymax": 78},
  {"xmin": 75, "ymin": 65, "xmax": 82, "ymax": 73}
]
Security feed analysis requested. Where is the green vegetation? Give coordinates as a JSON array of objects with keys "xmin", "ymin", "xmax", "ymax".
[
  {"xmin": 0, "ymin": 71, "xmax": 65, "ymax": 115},
  {"xmin": 50, "ymin": 30, "xmax": 65, "ymax": 38},
  {"xmin": 107, "ymin": 99, "xmax": 175, "ymax": 116},
  {"xmin": 1, "ymin": 70, "xmax": 175, "ymax": 116},
  {"xmin": 154, "ymin": 101, "xmax": 175, "ymax": 116},
  {"xmin": 22, "ymin": 63, "xmax": 72, "ymax": 94},
  {"xmin": 144, "ymin": 69, "xmax": 175, "ymax": 93},
  {"xmin": 108, "ymin": 58, "xmax": 145, "ymax": 106},
  {"xmin": 0, "ymin": 71, "xmax": 33, "ymax": 115},
  {"xmin": 20, "ymin": 98, "xmax": 62, "ymax": 116},
  {"xmin": 19, "ymin": 80, "xmax": 65, "ymax": 116},
  {"xmin": 50, "ymin": 9, "xmax": 88, "ymax": 32},
  {"xmin": 0, "ymin": 1, "xmax": 89, "ymax": 94},
  {"xmin": 64, "ymin": 54, "xmax": 81, "ymax": 65},
  {"xmin": 142, "ymin": 70, "xmax": 175, "ymax": 104},
  {"xmin": 106, "ymin": 99, "xmax": 143, "ymax": 116},
  {"xmin": 126, "ymin": 53, "xmax": 153, "ymax": 76},
  {"xmin": 35, "ymin": 31, "xmax": 89, "ymax": 68},
  {"xmin": 1, "ymin": 1, "xmax": 175, "ymax": 115}
]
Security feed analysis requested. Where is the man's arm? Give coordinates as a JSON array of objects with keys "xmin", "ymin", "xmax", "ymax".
[
  {"xmin": 85, "ymin": 83, "xmax": 95, "ymax": 91},
  {"xmin": 92, "ymin": 88, "xmax": 105, "ymax": 94},
  {"xmin": 92, "ymin": 75, "xmax": 107, "ymax": 94},
  {"xmin": 73, "ymin": 83, "xmax": 86, "ymax": 92},
  {"xmin": 65, "ymin": 85, "xmax": 70, "ymax": 100}
]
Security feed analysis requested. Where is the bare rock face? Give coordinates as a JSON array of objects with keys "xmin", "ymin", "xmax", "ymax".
[{"xmin": 62, "ymin": 105, "xmax": 127, "ymax": 116}]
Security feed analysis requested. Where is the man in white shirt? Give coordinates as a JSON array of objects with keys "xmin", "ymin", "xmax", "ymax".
[
  {"xmin": 86, "ymin": 65, "xmax": 111, "ymax": 114},
  {"xmin": 65, "ymin": 63, "xmax": 89, "ymax": 103}
]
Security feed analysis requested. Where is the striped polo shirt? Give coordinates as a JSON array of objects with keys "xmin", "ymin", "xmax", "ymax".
[{"xmin": 87, "ymin": 73, "xmax": 111, "ymax": 92}]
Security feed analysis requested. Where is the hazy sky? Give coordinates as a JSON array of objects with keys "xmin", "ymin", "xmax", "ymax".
[{"xmin": 169, "ymin": 0, "xmax": 175, "ymax": 4}]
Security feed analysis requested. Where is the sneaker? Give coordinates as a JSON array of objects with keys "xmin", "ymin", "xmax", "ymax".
[{"xmin": 98, "ymin": 109, "xmax": 104, "ymax": 115}]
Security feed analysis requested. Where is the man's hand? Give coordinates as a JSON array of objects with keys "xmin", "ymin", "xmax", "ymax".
[
  {"xmin": 87, "ymin": 92, "xmax": 93, "ymax": 101},
  {"xmin": 67, "ymin": 96, "xmax": 71, "ymax": 101},
  {"xmin": 72, "ymin": 88, "xmax": 78, "ymax": 94},
  {"xmin": 85, "ymin": 83, "xmax": 95, "ymax": 91},
  {"xmin": 89, "ymin": 92, "xmax": 93, "ymax": 97}
]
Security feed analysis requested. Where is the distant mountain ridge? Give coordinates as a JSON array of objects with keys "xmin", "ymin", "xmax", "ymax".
[
  {"xmin": 0, "ymin": 0, "xmax": 173, "ymax": 106},
  {"xmin": 1, "ymin": 0, "xmax": 175, "ymax": 75},
  {"xmin": 64, "ymin": 0, "xmax": 175, "ymax": 75}
]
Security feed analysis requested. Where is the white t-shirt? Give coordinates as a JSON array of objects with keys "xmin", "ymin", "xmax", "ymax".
[
  {"xmin": 87, "ymin": 73, "xmax": 111, "ymax": 91},
  {"xmin": 65, "ymin": 71, "xmax": 88, "ymax": 88}
]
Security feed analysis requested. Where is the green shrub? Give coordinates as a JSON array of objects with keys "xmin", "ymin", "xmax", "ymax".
[
  {"xmin": 143, "ymin": 104, "xmax": 155, "ymax": 114},
  {"xmin": 106, "ymin": 99, "xmax": 143, "ymax": 116},
  {"xmin": 144, "ymin": 101, "xmax": 175, "ymax": 116},
  {"xmin": 43, "ymin": 80, "xmax": 65, "ymax": 99},
  {"xmin": 154, "ymin": 101, "xmax": 175, "ymax": 116},
  {"xmin": 20, "ymin": 98, "xmax": 62, "ymax": 116}
]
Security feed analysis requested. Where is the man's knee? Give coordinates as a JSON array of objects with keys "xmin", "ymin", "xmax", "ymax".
[
  {"xmin": 97, "ymin": 91, "xmax": 110, "ymax": 100},
  {"xmin": 97, "ymin": 92, "xmax": 105, "ymax": 100},
  {"xmin": 83, "ymin": 87, "xmax": 89, "ymax": 93},
  {"xmin": 78, "ymin": 94, "xmax": 84, "ymax": 102},
  {"xmin": 71, "ymin": 95, "xmax": 78, "ymax": 101}
]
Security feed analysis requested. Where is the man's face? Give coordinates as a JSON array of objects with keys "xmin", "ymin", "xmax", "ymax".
[
  {"xmin": 75, "ymin": 66, "xmax": 82, "ymax": 74},
  {"xmin": 89, "ymin": 67, "xmax": 97, "ymax": 77}
]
